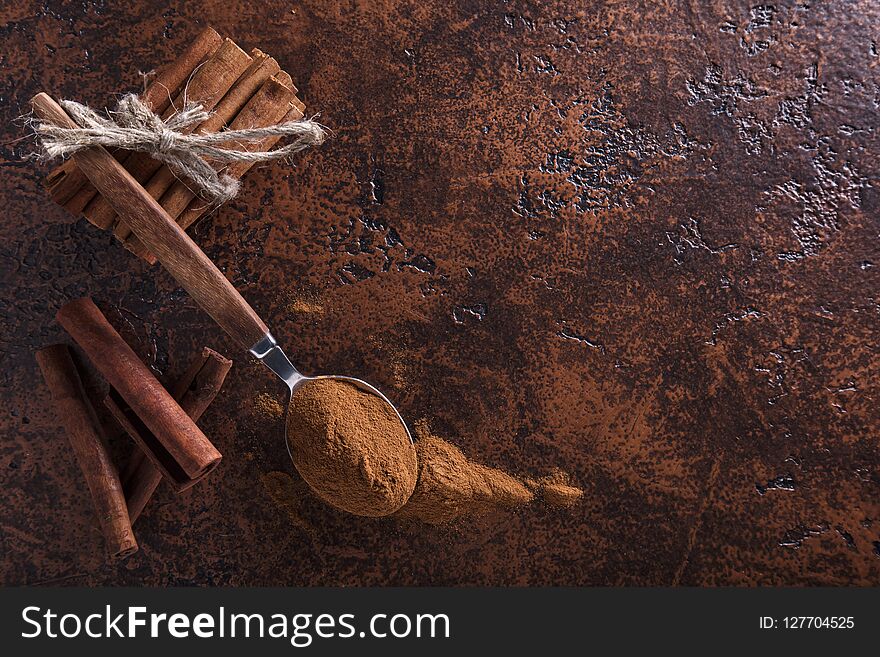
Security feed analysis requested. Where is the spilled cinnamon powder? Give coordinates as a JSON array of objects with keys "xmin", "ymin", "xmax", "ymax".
[
  {"xmin": 254, "ymin": 391, "xmax": 284, "ymax": 420},
  {"xmin": 276, "ymin": 385, "xmax": 582, "ymax": 524},
  {"xmin": 395, "ymin": 422, "xmax": 583, "ymax": 525},
  {"xmin": 395, "ymin": 433, "xmax": 532, "ymax": 524},
  {"xmin": 284, "ymin": 288, "xmax": 325, "ymax": 316},
  {"xmin": 287, "ymin": 298, "xmax": 324, "ymax": 315},
  {"xmin": 261, "ymin": 471, "xmax": 316, "ymax": 538},
  {"xmin": 286, "ymin": 378, "xmax": 417, "ymax": 517},
  {"xmin": 526, "ymin": 470, "xmax": 584, "ymax": 508}
]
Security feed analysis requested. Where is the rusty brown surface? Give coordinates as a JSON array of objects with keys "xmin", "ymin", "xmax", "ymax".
[{"xmin": 0, "ymin": 1, "xmax": 878, "ymax": 586}]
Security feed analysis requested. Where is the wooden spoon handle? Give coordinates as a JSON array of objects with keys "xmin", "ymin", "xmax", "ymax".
[{"xmin": 31, "ymin": 93, "xmax": 269, "ymax": 350}]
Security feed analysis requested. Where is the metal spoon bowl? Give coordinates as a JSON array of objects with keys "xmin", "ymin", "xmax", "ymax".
[{"xmin": 249, "ymin": 334, "xmax": 415, "ymax": 463}]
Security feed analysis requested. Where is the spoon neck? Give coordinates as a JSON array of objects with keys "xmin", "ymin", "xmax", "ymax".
[{"xmin": 248, "ymin": 332, "xmax": 304, "ymax": 392}]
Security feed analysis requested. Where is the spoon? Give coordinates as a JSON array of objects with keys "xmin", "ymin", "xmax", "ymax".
[
  {"xmin": 32, "ymin": 93, "xmax": 415, "ymax": 508},
  {"xmin": 250, "ymin": 333, "xmax": 413, "ymax": 460}
]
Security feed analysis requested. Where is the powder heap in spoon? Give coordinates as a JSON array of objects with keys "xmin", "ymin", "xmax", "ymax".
[{"xmin": 286, "ymin": 378, "xmax": 417, "ymax": 516}]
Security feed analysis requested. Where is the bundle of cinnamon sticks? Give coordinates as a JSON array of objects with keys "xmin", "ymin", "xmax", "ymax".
[
  {"xmin": 37, "ymin": 298, "xmax": 232, "ymax": 559},
  {"xmin": 45, "ymin": 26, "xmax": 306, "ymax": 264}
]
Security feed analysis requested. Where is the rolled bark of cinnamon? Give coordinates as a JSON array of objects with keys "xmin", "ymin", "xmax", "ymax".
[
  {"xmin": 84, "ymin": 37, "xmax": 253, "ymax": 231},
  {"xmin": 56, "ymin": 298, "xmax": 222, "ymax": 491},
  {"xmin": 165, "ymin": 71, "xmax": 295, "ymax": 221},
  {"xmin": 113, "ymin": 50, "xmax": 282, "ymax": 243},
  {"xmin": 48, "ymin": 26, "xmax": 224, "ymax": 215},
  {"xmin": 117, "ymin": 347, "xmax": 232, "ymax": 522},
  {"xmin": 35, "ymin": 344, "xmax": 138, "ymax": 559},
  {"xmin": 124, "ymin": 73, "xmax": 297, "ymax": 262},
  {"xmin": 45, "ymin": 159, "xmax": 87, "ymax": 208},
  {"xmin": 172, "ymin": 102, "xmax": 304, "ymax": 235},
  {"xmin": 141, "ymin": 106, "xmax": 305, "ymax": 264},
  {"xmin": 221, "ymin": 103, "xmax": 305, "ymax": 184}
]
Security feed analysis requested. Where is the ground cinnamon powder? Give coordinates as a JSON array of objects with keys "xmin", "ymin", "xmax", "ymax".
[
  {"xmin": 394, "ymin": 421, "xmax": 583, "ymax": 525},
  {"xmin": 261, "ymin": 471, "xmax": 316, "ymax": 538},
  {"xmin": 527, "ymin": 470, "xmax": 584, "ymax": 507},
  {"xmin": 395, "ymin": 431, "xmax": 534, "ymax": 524},
  {"xmin": 286, "ymin": 378, "xmax": 417, "ymax": 517},
  {"xmin": 254, "ymin": 391, "xmax": 284, "ymax": 419}
]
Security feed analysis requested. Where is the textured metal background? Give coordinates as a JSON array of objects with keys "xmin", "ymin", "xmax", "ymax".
[{"xmin": 0, "ymin": 1, "xmax": 878, "ymax": 585}]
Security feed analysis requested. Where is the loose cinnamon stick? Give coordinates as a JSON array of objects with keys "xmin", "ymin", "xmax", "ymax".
[
  {"xmin": 83, "ymin": 38, "xmax": 253, "ymax": 231},
  {"xmin": 56, "ymin": 298, "xmax": 222, "ymax": 491},
  {"xmin": 124, "ymin": 73, "xmax": 297, "ymax": 262},
  {"xmin": 35, "ymin": 344, "xmax": 138, "ymax": 559},
  {"xmin": 117, "ymin": 347, "xmax": 232, "ymax": 522},
  {"xmin": 114, "ymin": 50, "xmax": 281, "ymax": 243},
  {"xmin": 48, "ymin": 27, "xmax": 223, "ymax": 215},
  {"xmin": 119, "ymin": 450, "xmax": 153, "ymax": 522}
]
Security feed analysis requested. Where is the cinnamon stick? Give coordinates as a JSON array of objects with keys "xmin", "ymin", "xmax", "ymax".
[
  {"xmin": 117, "ymin": 347, "xmax": 232, "ymax": 522},
  {"xmin": 56, "ymin": 298, "xmax": 222, "ymax": 491},
  {"xmin": 83, "ymin": 38, "xmax": 253, "ymax": 231},
  {"xmin": 35, "ymin": 344, "xmax": 138, "ymax": 559},
  {"xmin": 174, "ymin": 103, "xmax": 306, "ymax": 237},
  {"xmin": 46, "ymin": 159, "xmax": 86, "ymax": 207},
  {"xmin": 48, "ymin": 27, "xmax": 223, "ymax": 215},
  {"xmin": 113, "ymin": 50, "xmax": 281, "ymax": 243},
  {"xmin": 124, "ymin": 73, "xmax": 297, "ymax": 262},
  {"xmin": 222, "ymin": 103, "xmax": 305, "ymax": 183}
]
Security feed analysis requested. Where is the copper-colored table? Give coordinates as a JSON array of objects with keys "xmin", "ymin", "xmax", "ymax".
[{"xmin": 0, "ymin": 1, "xmax": 877, "ymax": 585}]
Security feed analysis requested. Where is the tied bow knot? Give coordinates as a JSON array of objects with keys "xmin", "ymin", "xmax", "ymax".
[
  {"xmin": 32, "ymin": 93, "xmax": 326, "ymax": 207},
  {"xmin": 156, "ymin": 129, "xmax": 182, "ymax": 155}
]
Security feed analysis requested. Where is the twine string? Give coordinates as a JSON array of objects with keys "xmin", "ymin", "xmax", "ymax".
[{"xmin": 32, "ymin": 93, "xmax": 326, "ymax": 206}]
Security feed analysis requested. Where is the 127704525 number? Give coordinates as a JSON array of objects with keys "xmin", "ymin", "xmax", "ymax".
[{"xmin": 783, "ymin": 617, "xmax": 854, "ymax": 629}]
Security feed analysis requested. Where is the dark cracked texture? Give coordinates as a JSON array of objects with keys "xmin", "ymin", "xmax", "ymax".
[{"xmin": 1, "ymin": 1, "xmax": 878, "ymax": 586}]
